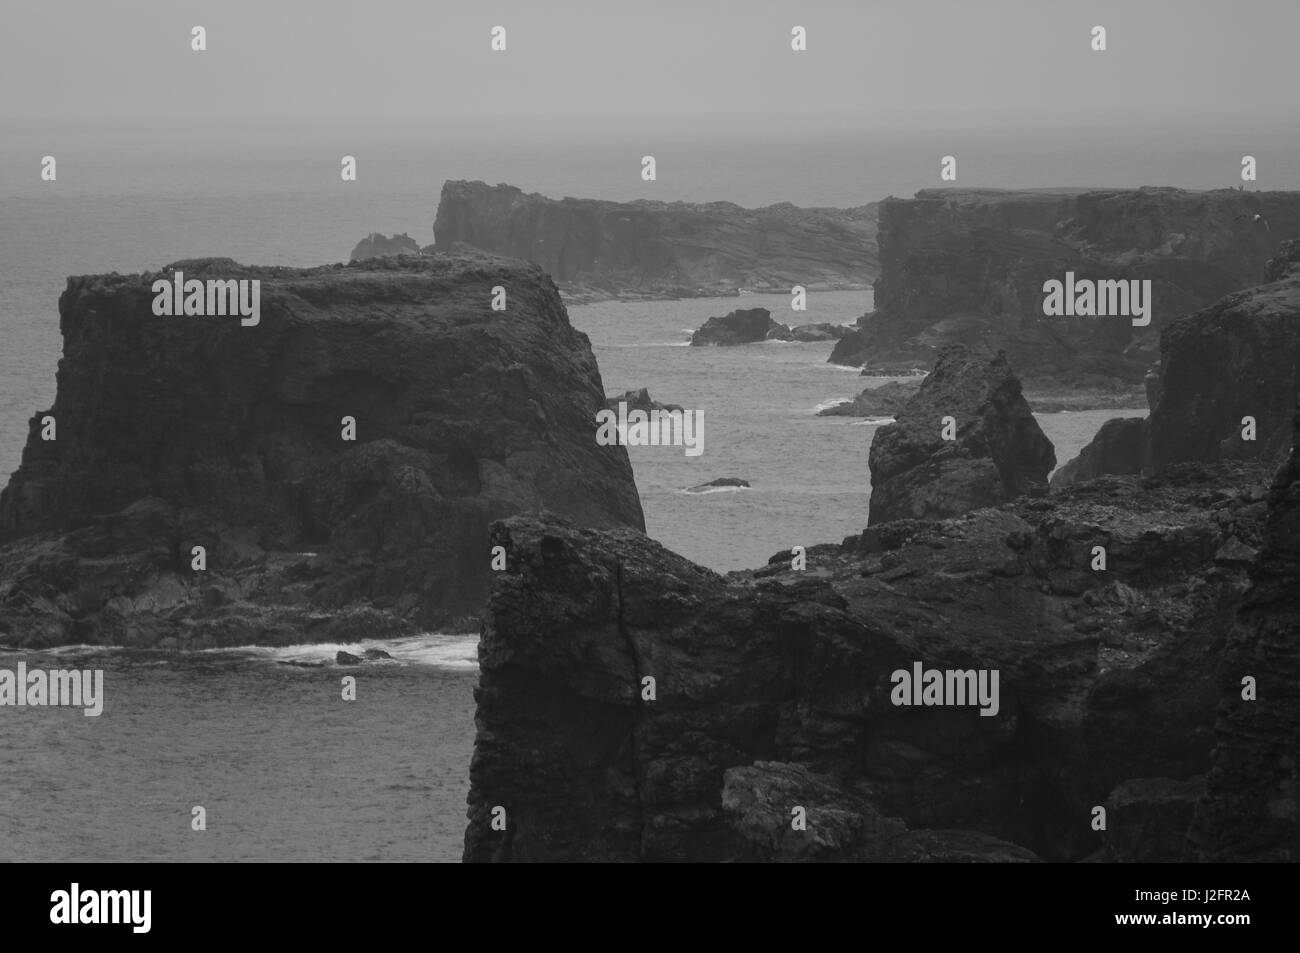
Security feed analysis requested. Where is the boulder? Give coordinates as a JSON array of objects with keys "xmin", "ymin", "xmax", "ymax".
[
  {"xmin": 867, "ymin": 346, "xmax": 1055, "ymax": 525},
  {"xmin": 689, "ymin": 308, "xmax": 791, "ymax": 347}
]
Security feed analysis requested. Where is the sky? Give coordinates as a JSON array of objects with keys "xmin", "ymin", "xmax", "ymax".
[{"xmin": 1, "ymin": 0, "xmax": 1297, "ymax": 130}]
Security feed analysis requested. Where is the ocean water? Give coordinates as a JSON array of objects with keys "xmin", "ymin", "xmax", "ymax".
[{"xmin": 0, "ymin": 119, "xmax": 1241, "ymax": 861}]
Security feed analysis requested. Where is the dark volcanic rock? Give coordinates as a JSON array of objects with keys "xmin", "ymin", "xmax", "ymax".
[
  {"xmin": 349, "ymin": 232, "xmax": 421, "ymax": 261},
  {"xmin": 432, "ymin": 180, "xmax": 878, "ymax": 302},
  {"xmin": 1147, "ymin": 242, "xmax": 1300, "ymax": 470},
  {"xmin": 789, "ymin": 322, "xmax": 856, "ymax": 342},
  {"xmin": 867, "ymin": 346, "xmax": 1055, "ymax": 525},
  {"xmin": 1189, "ymin": 407, "xmax": 1300, "ymax": 861},
  {"xmin": 689, "ymin": 308, "xmax": 791, "ymax": 346},
  {"xmin": 603, "ymin": 388, "xmax": 682, "ymax": 414},
  {"xmin": 832, "ymin": 187, "xmax": 1300, "ymax": 388},
  {"xmin": 464, "ymin": 460, "xmax": 1271, "ymax": 861},
  {"xmin": 0, "ymin": 253, "xmax": 644, "ymax": 648},
  {"xmin": 1051, "ymin": 418, "xmax": 1147, "ymax": 489},
  {"xmin": 685, "ymin": 478, "xmax": 749, "ymax": 493},
  {"xmin": 818, "ymin": 380, "xmax": 920, "ymax": 418}
]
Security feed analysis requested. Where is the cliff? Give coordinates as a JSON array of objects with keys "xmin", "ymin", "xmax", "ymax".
[
  {"xmin": 1054, "ymin": 238, "xmax": 1300, "ymax": 481},
  {"xmin": 1189, "ymin": 407, "xmax": 1300, "ymax": 861},
  {"xmin": 432, "ymin": 180, "xmax": 878, "ymax": 301},
  {"xmin": 867, "ymin": 346, "xmax": 1055, "ymax": 525},
  {"xmin": 0, "ymin": 253, "xmax": 644, "ymax": 648},
  {"xmin": 831, "ymin": 187, "xmax": 1300, "ymax": 388},
  {"xmin": 465, "ymin": 456, "xmax": 1273, "ymax": 861}
]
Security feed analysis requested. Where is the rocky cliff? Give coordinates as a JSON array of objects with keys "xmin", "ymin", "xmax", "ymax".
[
  {"xmin": 1189, "ymin": 407, "xmax": 1300, "ymax": 861},
  {"xmin": 866, "ymin": 346, "xmax": 1055, "ymax": 524},
  {"xmin": 831, "ymin": 187, "xmax": 1300, "ymax": 388},
  {"xmin": 432, "ymin": 180, "xmax": 878, "ymax": 302},
  {"xmin": 465, "ymin": 456, "xmax": 1272, "ymax": 861},
  {"xmin": 1054, "ymin": 239, "xmax": 1300, "ymax": 481},
  {"xmin": 0, "ymin": 253, "xmax": 643, "ymax": 648}
]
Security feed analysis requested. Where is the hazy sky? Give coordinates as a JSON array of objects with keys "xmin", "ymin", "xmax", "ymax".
[{"xmin": 2, "ymin": 0, "xmax": 1297, "ymax": 128}]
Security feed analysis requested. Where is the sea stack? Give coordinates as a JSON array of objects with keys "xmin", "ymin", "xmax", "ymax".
[{"xmin": 0, "ymin": 252, "xmax": 644, "ymax": 648}]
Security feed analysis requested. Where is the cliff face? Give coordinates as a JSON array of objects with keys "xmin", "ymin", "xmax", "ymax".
[
  {"xmin": 1189, "ymin": 407, "xmax": 1300, "ymax": 861},
  {"xmin": 432, "ymin": 180, "xmax": 878, "ymax": 301},
  {"xmin": 832, "ymin": 187, "xmax": 1300, "ymax": 387},
  {"xmin": 867, "ymin": 346, "xmax": 1055, "ymax": 525},
  {"xmin": 465, "ymin": 458, "xmax": 1271, "ymax": 862},
  {"xmin": 1054, "ymin": 239, "xmax": 1300, "ymax": 481},
  {"xmin": 0, "ymin": 253, "xmax": 643, "ymax": 648}
]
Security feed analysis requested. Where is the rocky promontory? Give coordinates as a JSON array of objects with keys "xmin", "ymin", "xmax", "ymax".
[
  {"xmin": 349, "ymin": 232, "xmax": 422, "ymax": 262},
  {"xmin": 830, "ymin": 187, "xmax": 1300, "ymax": 388},
  {"xmin": 465, "ymin": 450, "xmax": 1275, "ymax": 861},
  {"xmin": 0, "ymin": 253, "xmax": 643, "ymax": 648},
  {"xmin": 432, "ymin": 180, "xmax": 878, "ymax": 302},
  {"xmin": 866, "ymin": 346, "xmax": 1055, "ymax": 525}
]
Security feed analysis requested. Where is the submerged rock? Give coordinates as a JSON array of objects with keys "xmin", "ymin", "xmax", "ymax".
[
  {"xmin": 867, "ymin": 346, "xmax": 1055, "ymax": 525},
  {"xmin": 685, "ymin": 478, "xmax": 750, "ymax": 493},
  {"xmin": 603, "ymin": 388, "xmax": 683, "ymax": 413}
]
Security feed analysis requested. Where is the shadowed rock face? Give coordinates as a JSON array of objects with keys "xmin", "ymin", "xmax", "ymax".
[
  {"xmin": 348, "ymin": 232, "xmax": 421, "ymax": 261},
  {"xmin": 867, "ymin": 346, "xmax": 1055, "ymax": 525},
  {"xmin": 464, "ymin": 457, "xmax": 1272, "ymax": 862},
  {"xmin": 1051, "ymin": 418, "xmax": 1147, "ymax": 490},
  {"xmin": 433, "ymin": 180, "xmax": 878, "ymax": 301},
  {"xmin": 1189, "ymin": 407, "xmax": 1300, "ymax": 861},
  {"xmin": 0, "ymin": 253, "xmax": 644, "ymax": 648},
  {"xmin": 1054, "ymin": 239, "xmax": 1300, "ymax": 483},
  {"xmin": 830, "ymin": 187, "xmax": 1300, "ymax": 387}
]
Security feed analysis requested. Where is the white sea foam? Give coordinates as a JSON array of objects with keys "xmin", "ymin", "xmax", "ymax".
[
  {"xmin": 206, "ymin": 633, "xmax": 480, "ymax": 670},
  {"xmin": 813, "ymin": 398, "xmax": 852, "ymax": 413},
  {"xmin": 851, "ymin": 416, "xmax": 896, "ymax": 426}
]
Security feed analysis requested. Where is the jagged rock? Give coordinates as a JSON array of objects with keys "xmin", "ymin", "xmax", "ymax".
[
  {"xmin": 685, "ymin": 478, "xmax": 749, "ymax": 493},
  {"xmin": 789, "ymin": 323, "xmax": 856, "ymax": 342},
  {"xmin": 831, "ymin": 187, "xmax": 1300, "ymax": 387},
  {"xmin": 348, "ymin": 233, "xmax": 421, "ymax": 262},
  {"xmin": 604, "ymin": 388, "xmax": 683, "ymax": 413},
  {"xmin": 336, "ymin": 650, "xmax": 364, "ymax": 665},
  {"xmin": 1051, "ymin": 418, "xmax": 1147, "ymax": 489},
  {"xmin": 432, "ymin": 180, "xmax": 878, "ymax": 301},
  {"xmin": 1189, "ymin": 406, "xmax": 1300, "ymax": 861},
  {"xmin": 867, "ymin": 346, "xmax": 1055, "ymax": 525},
  {"xmin": 362, "ymin": 648, "xmax": 393, "ymax": 660},
  {"xmin": 0, "ymin": 253, "xmax": 644, "ymax": 648},
  {"xmin": 818, "ymin": 380, "xmax": 920, "ymax": 418},
  {"xmin": 464, "ymin": 461, "xmax": 1270, "ymax": 861},
  {"xmin": 1147, "ymin": 241, "xmax": 1300, "ymax": 469},
  {"xmin": 1102, "ymin": 776, "xmax": 1205, "ymax": 862},
  {"xmin": 689, "ymin": 308, "xmax": 791, "ymax": 346}
]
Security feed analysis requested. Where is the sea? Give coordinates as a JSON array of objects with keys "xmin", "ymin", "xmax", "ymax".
[{"xmin": 0, "ymin": 117, "xmax": 1290, "ymax": 862}]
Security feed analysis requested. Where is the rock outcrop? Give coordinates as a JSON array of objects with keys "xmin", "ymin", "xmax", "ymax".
[
  {"xmin": 0, "ymin": 253, "xmax": 643, "ymax": 648},
  {"xmin": 689, "ymin": 308, "xmax": 791, "ymax": 346},
  {"xmin": 789, "ymin": 323, "xmax": 856, "ymax": 342},
  {"xmin": 433, "ymin": 180, "xmax": 878, "ymax": 302},
  {"xmin": 1054, "ymin": 238, "xmax": 1300, "ymax": 484},
  {"xmin": 684, "ymin": 477, "xmax": 749, "ymax": 493},
  {"xmin": 818, "ymin": 380, "xmax": 921, "ymax": 418},
  {"xmin": 349, "ymin": 233, "xmax": 422, "ymax": 262},
  {"xmin": 604, "ymin": 388, "xmax": 682, "ymax": 414},
  {"xmin": 831, "ymin": 187, "xmax": 1300, "ymax": 388},
  {"xmin": 1050, "ymin": 418, "xmax": 1147, "ymax": 489},
  {"xmin": 866, "ymin": 346, "xmax": 1055, "ymax": 525},
  {"xmin": 465, "ymin": 454, "xmax": 1273, "ymax": 861},
  {"xmin": 1189, "ymin": 406, "xmax": 1300, "ymax": 861}
]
